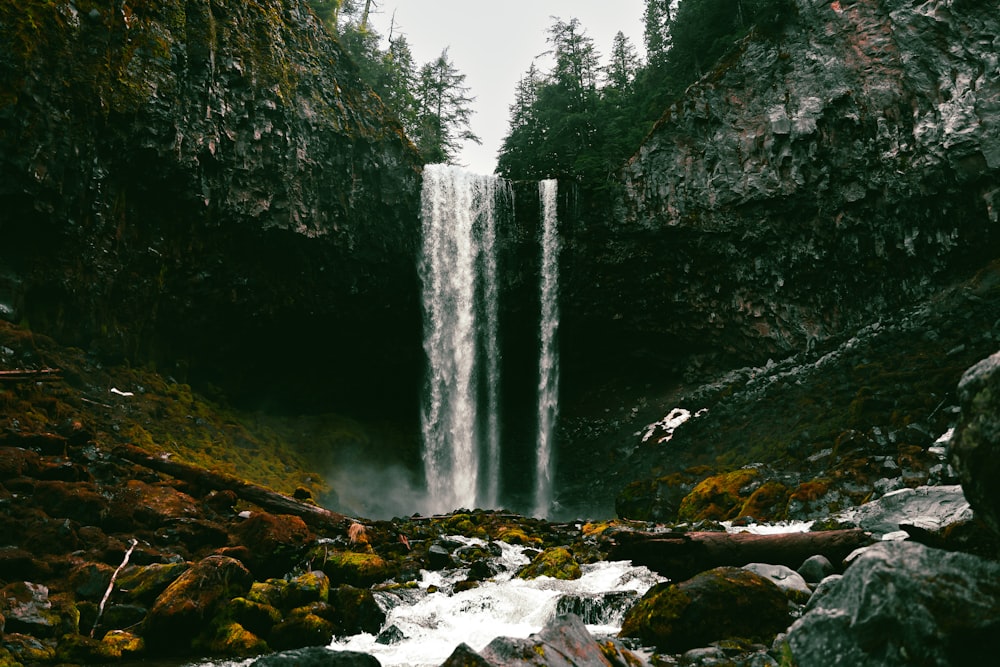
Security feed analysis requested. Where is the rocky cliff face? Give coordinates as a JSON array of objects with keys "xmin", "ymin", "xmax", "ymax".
[
  {"xmin": 565, "ymin": 0, "xmax": 999, "ymax": 366},
  {"xmin": 0, "ymin": 0, "xmax": 423, "ymax": 411}
]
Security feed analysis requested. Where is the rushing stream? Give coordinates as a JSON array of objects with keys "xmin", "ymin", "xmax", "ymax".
[{"xmin": 328, "ymin": 537, "xmax": 663, "ymax": 667}]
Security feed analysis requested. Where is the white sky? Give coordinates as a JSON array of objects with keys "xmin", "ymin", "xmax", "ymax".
[{"xmin": 374, "ymin": 1, "xmax": 648, "ymax": 175}]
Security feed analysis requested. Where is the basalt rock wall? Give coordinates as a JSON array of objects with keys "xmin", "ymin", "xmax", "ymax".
[
  {"xmin": 566, "ymin": 0, "xmax": 1000, "ymax": 366},
  {"xmin": 0, "ymin": 0, "xmax": 423, "ymax": 412}
]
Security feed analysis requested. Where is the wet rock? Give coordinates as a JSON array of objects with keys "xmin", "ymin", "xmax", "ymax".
[
  {"xmin": 449, "ymin": 613, "xmax": 648, "ymax": 667},
  {"xmin": 427, "ymin": 543, "xmax": 455, "ymax": 570},
  {"xmin": 195, "ymin": 620, "xmax": 269, "ymax": 658},
  {"xmin": 143, "ymin": 555, "xmax": 253, "ymax": 653},
  {"xmin": 786, "ymin": 541, "xmax": 1000, "ymax": 666},
  {"xmin": 100, "ymin": 630, "xmax": 145, "ymax": 659},
  {"xmin": 951, "ymin": 350, "xmax": 1000, "ymax": 540},
  {"xmin": 555, "ymin": 590, "xmax": 640, "ymax": 626},
  {"xmin": 250, "ymin": 646, "xmax": 382, "ymax": 667},
  {"xmin": 55, "ymin": 633, "xmax": 119, "ymax": 663},
  {"xmin": 620, "ymin": 567, "xmax": 791, "ymax": 654},
  {"xmin": 742, "ymin": 563, "xmax": 811, "ymax": 604},
  {"xmin": 796, "ymin": 555, "xmax": 834, "ymax": 584},
  {"xmin": 98, "ymin": 603, "xmax": 148, "ymax": 632}
]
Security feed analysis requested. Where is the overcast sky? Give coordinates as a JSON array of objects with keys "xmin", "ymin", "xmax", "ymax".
[{"xmin": 374, "ymin": 1, "xmax": 648, "ymax": 175}]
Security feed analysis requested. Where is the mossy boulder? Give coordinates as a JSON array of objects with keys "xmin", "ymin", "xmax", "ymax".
[
  {"xmin": 234, "ymin": 513, "xmax": 313, "ymax": 579},
  {"xmin": 268, "ymin": 612, "xmax": 335, "ymax": 651},
  {"xmin": 517, "ymin": 547, "xmax": 582, "ymax": 581},
  {"xmin": 282, "ymin": 571, "xmax": 330, "ymax": 608},
  {"xmin": 247, "ymin": 580, "xmax": 290, "ymax": 610},
  {"xmin": 100, "ymin": 630, "xmax": 144, "ymax": 659},
  {"xmin": 143, "ymin": 555, "xmax": 253, "ymax": 653},
  {"xmin": 115, "ymin": 562, "xmax": 189, "ymax": 604},
  {"xmin": 68, "ymin": 562, "xmax": 115, "ymax": 601},
  {"xmin": 312, "ymin": 550, "xmax": 397, "ymax": 588},
  {"xmin": 678, "ymin": 469, "xmax": 761, "ymax": 522},
  {"xmin": 225, "ymin": 597, "xmax": 282, "ymax": 638},
  {"xmin": 329, "ymin": 585, "xmax": 386, "ymax": 636},
  {"xmin": 495, "ymin": 526, "xmax": 544, "ymax": 547},
  {"xmin": 194, "ymin": 620, "xmax": 269, "ymax": 658},
  {"xmin": 619, "ymin": 566, "xmax": 791, "ymax": 653},
  {"xmin": 55, "ymin": 633, "xmax": 121, "ymax": 663}
]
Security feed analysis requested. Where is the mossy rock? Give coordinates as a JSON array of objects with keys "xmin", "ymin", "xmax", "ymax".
[
  {"xmin": 495, "ymin": 526, "xmax": 544, "ymax": 547},
  {"xmin": 282, "ymin": 570, "xmax": 330, "ymax": 608},
  {"xmin": 330, "ymin": 585, "xmax": 386, "ymax": 636},
  {"xmin": 268, "ymin": 613, "xmax": 335, "ymax": 651},
  {"xmin": 0, "ymin": 634, "xmax": 55, "ymax": 664},
  {"xmin": 678, "ymin": 468, "xmax": 761, "ymax": 522},
  {"xmin": 0, "ymin": 583, "xmax": 79, "ymax": 638},
  {"xmin": 0, "ymin": 647, "xmax": 23, "ymax": 667},
  {"xmin": 194, "ymin": 620, "xmax": 269, "ymax": 658},
  {"xmin": 55, "ymin": 633, "xmax": 120, "ymax": 663},
  {"xmin": 739, "ymin": 480, "xmax": 790, "ymax": 522},
  {"xmin": 312, "ymin": 550, "xmax": 397, "ymax": 588},
  {"xmin": 247, "ymin": 579, "xmax": 289, "ymax": 609},
  {"xmin": 116, "ymin": 562, "xmax": 190, "ymax": 604},
  {"xmin": 143, "ymin": 555, "xmax": 254, "ymax": 654},
  {"xmin": 619, "ymin": 566, "xmax": 791, "ymax": 653},
  {"xmin": 517, "ymin": 547, "xmax": 581, "ymax": 581},
  {"xmin": 225, "ymin": 597, "xmax": 282, "ymax": 637},
  {"xmin": 100, "ymin": 630, "xmax": 145, "ymax": 659}
]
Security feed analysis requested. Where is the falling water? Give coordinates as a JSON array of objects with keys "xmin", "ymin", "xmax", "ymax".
[
  {"xmin": 534, "ymin": 179, "xmax": 560, "ymax": 518},
  {"xmin": 419, "ymin": 165, "xmax": 506, "ymax": 514}
]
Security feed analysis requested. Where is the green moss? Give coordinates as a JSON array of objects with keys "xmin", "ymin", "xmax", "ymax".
[
  {"xmin": 517, "ymin": 547, "xmax": 581, "ymax": 581},
  {"xmin": 496, "ymin": 526, "xmax": 544, "ymax": 546},
  {"xmin": 195, "ymin": 620, "xmax": 269, "ymax": 658},
  {"xmin": 678, "ymin": 468, "xmax": 760, "ymax": 522},
  {"xmin": 315, "ymin": 550, "xmax": 396, "ymax": 587}
]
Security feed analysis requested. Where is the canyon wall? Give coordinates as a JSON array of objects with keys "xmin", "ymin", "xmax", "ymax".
[
  {"xmin": 0, "ymin": 0, "xmax": 423, "ymax": 411},
  {"xmin": 563, "ymin": 0, "xmax": 999, "ymax": 370}
]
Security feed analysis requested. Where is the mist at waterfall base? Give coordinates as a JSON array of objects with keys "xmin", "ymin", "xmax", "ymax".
[{"xmin": 419, "ymin": 164, "xmax": 560, "ymax": 518}]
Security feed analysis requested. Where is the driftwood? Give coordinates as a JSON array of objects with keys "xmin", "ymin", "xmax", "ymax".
[
  {"xmin": 0, "ymin": 368, "xmax": 63, "ymax": 382},
  {"xmin": 113, "ymin": 443, "xmax": 349, "ymax": 531},
  {"xmin": 608, "ymin": 528, "xmax": 874, "ymax": 581}
]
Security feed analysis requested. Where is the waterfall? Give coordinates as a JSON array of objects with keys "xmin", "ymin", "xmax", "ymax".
[
  {"xmin": 419, "ymin": 165, "xmax": 506, "ymax": 514},
  {"xmin": 420, "ymin": 166, "xmax": 559, "ymax": 517},
  {"xmin": 534, "ymin": 179, "xmax": 560, "ymax": 518}
]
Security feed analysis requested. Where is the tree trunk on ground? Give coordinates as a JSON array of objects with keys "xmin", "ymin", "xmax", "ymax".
[
  {"xmin": 113, "ymin": 443, "xmax": 350, "ymax": 532},
  {"xmin": 608, "ymin": 529, "xmax": 874, "ymax": 581}
]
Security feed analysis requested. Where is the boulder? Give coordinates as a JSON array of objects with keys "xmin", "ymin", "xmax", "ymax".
[
  {"xmin": 250, "ymin": 646, "xmax": 382, "ymax": 667},
  {"xmin": 0, "ymin": 582, "xmax": 78, "ymax": 639},
  {"xmin": 225, "ymin": 598, "xmax": 282, "ymax": 638},
  {"xmin": 329, "ymin": 585, "xmax": 386, "ymax": 637},
  {"xmin": 619, "ymin": 566, "xmax": 791, "ymax": 654},
  {"xmin": 516, "ymin": 547, "xmax": 581, "ymax": 581},
  {"xmin": 786, "ymin": 541, "xmax": 1000, "ymax": 666},
  {"xmin": 741, "ymin": 563, "xmax": 811, "ymax": 604},
  {"xmin": 796, "ymin": 555, "xmax": 834, "ymax": 584},
  {"xmin": 233, "ymin": 512, "xmax": 313, "ymax": 579},
  {"xmin": 143, "ymin": 555, "xmax": 253, "ymax": 653},
  {"xmin": 835, "ymin": 485, "xmax": 972, "ymax": 538},
  {"xmin": 446, "ymin": 613, "xmax": 648, "ymax": 667},
  {"xmin": 115, "ymin": 562, "xmax": 189, "ymax": 604},
  {"xmin": 268, "ymin": 612, "xmax": 335, "ymax": 651},
  {"xmin": 951, "ymin": 350, "xmax": 1000, "ymax": 540}
]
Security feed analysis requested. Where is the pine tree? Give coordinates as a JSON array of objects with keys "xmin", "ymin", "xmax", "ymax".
[{"xmin": 413, "ymin": 49, "xmax": 481, "ymax": 164}]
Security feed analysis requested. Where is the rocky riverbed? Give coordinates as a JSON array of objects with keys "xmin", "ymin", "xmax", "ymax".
[{"xmin": 3, "ymin": 315, "xmax": 1000, "ymax": 666}]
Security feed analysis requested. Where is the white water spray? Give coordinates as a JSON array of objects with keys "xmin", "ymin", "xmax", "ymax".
[
  {"xmin": 419, "ymin": 165, "xmax": 506, "ymax": 514},
  {"xmin": 534, "ymin": 179, "xmax": 560, "ymax": 518}
]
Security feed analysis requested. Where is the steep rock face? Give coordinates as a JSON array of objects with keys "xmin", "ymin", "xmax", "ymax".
[
  {"xmin": 0, "ymin": 0, "xmax": 422, "ymax": 410},
  {"xmin": 568, "ymin": 0, "xmax": 1000, "ymax": 362}
]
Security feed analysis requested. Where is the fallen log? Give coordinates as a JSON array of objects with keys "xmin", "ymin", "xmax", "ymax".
[
  {"xmin": 113, "ymin": 443, "xmax": 349, "ymax": 532},
  {"xmin": 608, "ymin": 528, "xmax": 874, "ymax": 581},
  {"xmin": 0, "ymin": 368, "xmax": 63, "ymax": 382}
]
